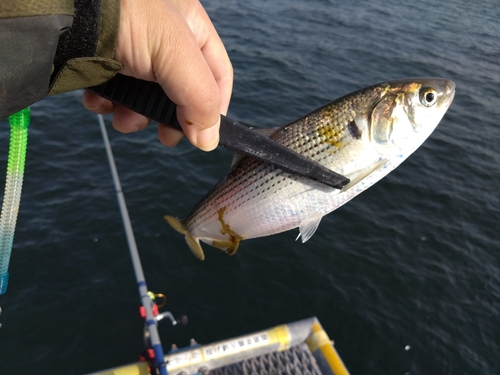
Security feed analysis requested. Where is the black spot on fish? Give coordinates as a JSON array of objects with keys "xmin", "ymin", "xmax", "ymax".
[{"xmin": 348, "ymin": 120, "xmax": 362, "ymax": 140}]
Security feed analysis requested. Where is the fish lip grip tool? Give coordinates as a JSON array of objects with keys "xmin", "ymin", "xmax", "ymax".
[{"xmin": 89, "ymin": 74, "xmax": 349, "ymax": 189}]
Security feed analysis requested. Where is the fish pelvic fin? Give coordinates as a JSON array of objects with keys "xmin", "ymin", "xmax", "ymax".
[
  {"xmin": 296, "ymin": 212, "xmax": 324, "ymax": 243},
  {"xmin": 164, "ymin": 215, "xmax": 205, "ymax": 261}
]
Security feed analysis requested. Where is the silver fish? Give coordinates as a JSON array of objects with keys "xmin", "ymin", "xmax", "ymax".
[{"xmin": 166, "ymin": 78, "xmax": 455, "ymax": 260}]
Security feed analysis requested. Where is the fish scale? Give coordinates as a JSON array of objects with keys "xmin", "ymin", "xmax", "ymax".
[{"xmin": 165, "ymin": 78, "xmax": 455, "ymax": 260}]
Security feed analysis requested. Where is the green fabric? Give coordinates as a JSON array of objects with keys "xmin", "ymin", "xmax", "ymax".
[
  {"xmin": 96, "ymin": 0, "xmax": 120, "ymax": 58},
  {"xmin": 49, "ymin": 0, "xmax": 123, "ymax": 95},
  {"xmin": 48, "ymin": 57, "xmax": 122, "ymax": 95},
  {"xmin": 0, "ymin": 0, "xmax": 74, "ymax": 18}
]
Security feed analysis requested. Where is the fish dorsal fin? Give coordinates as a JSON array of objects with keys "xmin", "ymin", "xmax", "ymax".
[
  {"xmin": 341, "ymin": 159, "xmax": 388, "ymax": 192},
  {"xmin": 230, "ymin": 152, "xmax": 246, "ymax": 170},
  {"xmin": 296, "ymin": 212, "xmax": 324, "ymax": 243},
  {"xmin": 252, "ymin": 127, "xmax": 280, "ymax": 138}
]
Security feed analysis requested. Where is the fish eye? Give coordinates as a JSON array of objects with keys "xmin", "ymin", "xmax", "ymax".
[{"xmin": 419, "ymin": 87, "xmax": 438, "ymax": 107}]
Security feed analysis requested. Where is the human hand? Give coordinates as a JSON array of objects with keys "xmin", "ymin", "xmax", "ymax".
[{"xmin": 82, "ymin": 0, "xmax": 233, "ymax": 151}]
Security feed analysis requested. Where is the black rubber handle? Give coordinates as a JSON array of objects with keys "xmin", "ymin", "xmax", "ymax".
[
  {"xmin": 89, "ymin": 74, "xmax": 350, "ymax": 189},
  {"xmin": 90, "ymin": 73, "xmax": 181, "ymax": 130}
]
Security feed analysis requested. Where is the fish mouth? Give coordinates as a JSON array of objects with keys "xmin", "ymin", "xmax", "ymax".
[
  {"xmin": 442, "ymin": 80, "xmax": 456, "ymax": 108},
  {"xmin": 423, "ymin": 78, "xmax": 455, "ymax": 117}
]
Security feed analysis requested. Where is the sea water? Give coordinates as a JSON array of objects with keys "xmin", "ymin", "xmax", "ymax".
[{"xmin": 0, "ymin": 0, "xmax": 498, "ymax": 374}]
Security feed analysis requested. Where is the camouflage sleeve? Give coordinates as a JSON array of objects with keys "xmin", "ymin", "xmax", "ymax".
[{"xmin": 0, "ymin": 0, "xmax": 123, "ymax": 119}]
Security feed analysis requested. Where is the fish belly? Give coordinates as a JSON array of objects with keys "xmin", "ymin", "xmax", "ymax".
[
  {"xmin": 189, "ymin": 173, "xmax": 339, "ymax": 244},
  {"xmin": 187, "ymin": 148, "xmax": 386, "ymax": 246}
]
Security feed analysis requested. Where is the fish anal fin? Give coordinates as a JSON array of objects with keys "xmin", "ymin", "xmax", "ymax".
[
  {"xmin": 212, "ymin": 240, "xmax": 240, "ymax": 256},
  {"xmin": 164, "ymin": 215, "xmax": 205, "ymax": 261},
  {"xmin": 226, "ymin": 242, "xmax": 240, "ymax": 256},
  {"xmin": 212, "ymin": 240, "xmax": 231, "ymax": 250},
  {"xmin": 296, "ymin": 212, "xmax": 324, "ymax": 243}
]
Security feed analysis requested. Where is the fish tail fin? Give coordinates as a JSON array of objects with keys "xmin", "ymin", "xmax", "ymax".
[{"xmin": 164, "ymin": 215, "xmax": 205, "ymax": 261}]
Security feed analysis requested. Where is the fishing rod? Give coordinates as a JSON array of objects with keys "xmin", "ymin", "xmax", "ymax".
[{"xmin": 97, "ymin": 114, "xmax": 168, "ymax": 375}]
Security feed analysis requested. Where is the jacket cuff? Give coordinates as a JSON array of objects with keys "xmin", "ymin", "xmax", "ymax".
[
  {"xmin": 49, "ymin": 0, "xmax": 123, "ymax": 95},
  {"xmin": 0, "ymin": 0, "xmax": 74, "ymax": 18}
]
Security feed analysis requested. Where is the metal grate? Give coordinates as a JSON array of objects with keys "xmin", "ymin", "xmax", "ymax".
[{"xmin": 203, "ymin": 343, "xmax": 323, "ymax": 375}]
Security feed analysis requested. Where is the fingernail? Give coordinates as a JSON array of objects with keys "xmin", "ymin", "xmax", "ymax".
[{"xmin": 197, "ymin": 124, "xmax": 220, "ymax": 151}]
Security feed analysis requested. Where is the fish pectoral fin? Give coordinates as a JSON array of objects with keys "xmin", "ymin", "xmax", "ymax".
[
  {"xmin": 296, "ymin": 213, "xmax": 324, "ymax": 243},
  {"xmin": 164, "ymin": 215, "xmax": 205, "ymax": 261},
  {"xmin": 341, "ymin": 159, "xmax": 388, "ymax": 192}
]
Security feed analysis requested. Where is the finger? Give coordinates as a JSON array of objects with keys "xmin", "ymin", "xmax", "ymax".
[
  {"xmin": 112, "ymin": 106, "xmax": 151, "ymax": 133},
  {"xmin": 178, "ymin": 1, "xmax": 233, "ymax": 115},
  {"xmin": 147, "ymin": 6, "xmax": 221, "ymax": 150},
  {"xmin": 182, "ymin": 2, "xmax": 233, "ymax": 115},
  {"xmin": 82, "ymin": 90, "xmax": 115, "ymax": 114},
  {"xmin": 158, "ymin": 122, "xmax": 185, "ymax": 147},
  {"xmin": 200, "ymin": 32, "xmax": 233, "ymax": 115}
]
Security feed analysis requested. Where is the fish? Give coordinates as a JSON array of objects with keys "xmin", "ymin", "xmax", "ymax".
[{"xmin": 165, "ymin": 78, "xmax": 455, "ymax": 260}]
